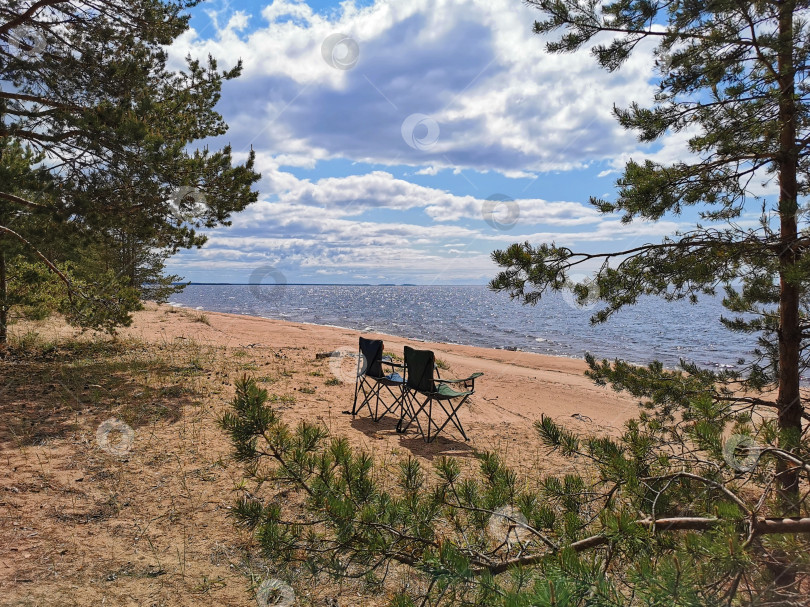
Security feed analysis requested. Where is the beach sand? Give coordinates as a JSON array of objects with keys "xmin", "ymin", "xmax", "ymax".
[
  {"xmin": 1, "ymin": 302, "xmax": 641, "ymax": 606},
  {"xmin": 127, "ymin": 303, "xmax": 640, "ymax": 458}
]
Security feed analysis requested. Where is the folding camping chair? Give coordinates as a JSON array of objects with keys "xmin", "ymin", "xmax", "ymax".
[
  {"xmin": 351, "ymin": 337, "xmax": 406, "ymax": 422},
  {"xmin": 396, "ymin": 345, "xmax": 482, "ymax": 443}
]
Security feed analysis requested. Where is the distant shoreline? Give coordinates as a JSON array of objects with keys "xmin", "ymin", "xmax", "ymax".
[{"xmin": 176, "ymin": 282, "xmax": 483, "ymax": 286}]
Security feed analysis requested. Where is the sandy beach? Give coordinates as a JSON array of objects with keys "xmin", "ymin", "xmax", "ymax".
[
  {"xmin": 128, "ymin": 303, "xmax": 640, "ymax": 457},
  {"xmin": 2, "ymin": 302, "xmax": 641, "ymax": 606}
]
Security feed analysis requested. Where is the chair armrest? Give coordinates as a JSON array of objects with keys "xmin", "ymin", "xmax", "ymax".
[
  {"xmin": 381, "ymin": 358, "xmax": 405, "ymax": 369},
  {"xmin": 435, "ymin": 372, "xmax": 483, "ymax": 391},
  {"xmin": 435, "ymin": 372, "xmax": 483, "ymax": 383}
]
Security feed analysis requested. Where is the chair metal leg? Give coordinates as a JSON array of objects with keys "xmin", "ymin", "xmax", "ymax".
[
  {"xmin": 396, "ymin": 391, "xmax": 471, "ymax": 443},
  {"xmin": 430, "ymin": 395, "xmax": 470, "ymax": 441},
  {"xmin": 397, "ymin": 390, "xmax": 424, "ymax": 435},
  {"xmin": 401, "ymin": 394, "xmax": 471, "ymax": 443},
  {"xmin": 373, "ymin": 383, "xmax": 401, "ymax": 422},
  {"xmin": 412, "ymin": 395, "xmax": 427, "ymax": 438},
  {"xmin": 397, "ymin": 390, "xmax": 415, "ymax": 433},
  {"xmin": 398, "ymin": 391, "xmax": 431, "ymax": 439},
  {"xmin": 353, "ymin": 377, "xmax": 381, "ymax": 419},
  {"xmin": 352, "ymin": 375, "xmax": 360, "ymax": 416},
  {"xmin": 426, "ymin": 399, "xmax": 433, "ymax": 442}
]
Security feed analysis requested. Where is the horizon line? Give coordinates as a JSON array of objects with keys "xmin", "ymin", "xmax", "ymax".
[{"xmin": 179, "ymin": 282, "xmax": 489, "ymax": 287}]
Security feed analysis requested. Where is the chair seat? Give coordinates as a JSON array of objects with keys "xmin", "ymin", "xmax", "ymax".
[
  {"xmin": 377, "ymin": 373, "xmax": 404, "ymax": 386},
  {"xmin": 433, "ymin": 383, "xmax": 472, "ymax": 399}
]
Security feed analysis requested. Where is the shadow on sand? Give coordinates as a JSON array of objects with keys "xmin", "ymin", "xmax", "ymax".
[
  {"xmin": 349, "ymin": 414, "xmax": 476, "ymax": 460},
  {"xmin": 0, "ymin": 343, "xmax": 196, "ymax": 449}
]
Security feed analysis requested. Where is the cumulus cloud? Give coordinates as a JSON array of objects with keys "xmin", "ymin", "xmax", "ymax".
[
  {"xmin": 169, "ymin": 183, "xmax": 685, "ymax": 283},
  {"xmin": 171, "ymin": 0, "xmax": 660, "ymax": 175},
  {"xmin": 247, "ymin": 170, "xmax": 601, "ymax": 225},
  {"xmin": 163, "ymin": 0, "xmax": 695, "ymax": 283}
]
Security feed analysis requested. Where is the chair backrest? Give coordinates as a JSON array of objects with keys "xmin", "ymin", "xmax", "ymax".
[
  {"xmin": 404, "ymin": 345, "xmax": 435, "ymax": 393},
  {"xmin": 359, "ymin": 337, "xmax": 384, "ymax": 379}
]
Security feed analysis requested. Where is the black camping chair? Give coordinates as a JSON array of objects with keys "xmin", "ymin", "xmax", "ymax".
[
  {"xmin": 397, "ymin": 345, "xmax": 482, "ymax": 443},
  {"xmin": 352, "ymin": 337, "xmax": 406, "ymax": 422}
]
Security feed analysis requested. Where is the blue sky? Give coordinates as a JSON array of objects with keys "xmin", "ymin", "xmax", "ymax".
[{"xmin": 164, "ymin": 0, "xmax": 770, "ymax": 285}]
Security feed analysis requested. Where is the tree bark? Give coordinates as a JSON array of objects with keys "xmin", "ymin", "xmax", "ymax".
[
  {"xmin": 0, "ymin": 240, "xmax": 7, "ymax": 345},
  {"xmin": 773, "ymin": 0, "xmax": 802, "ymax": 594},
  {"xmin": 776, "ymin": 0, "xmax": 802, "ymax": 516}
]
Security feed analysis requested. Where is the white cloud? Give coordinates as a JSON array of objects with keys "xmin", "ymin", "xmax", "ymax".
[
  {"xmin": 163, "ymin": 0, "xmax": 699, "ymax": 283},
  {"xmin": 171, "ymin": 0, "xmax": 658, "ymax": 175},
  {"xmin": 232, "ymin": 170, "xmax": 603, "ymax": 226}
]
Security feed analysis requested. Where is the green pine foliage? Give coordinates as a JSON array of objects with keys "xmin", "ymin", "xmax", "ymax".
[
  {"xmin": 488, "ymin": 0, "xmax": 810, "ymax": 593},
  {"xmin": 222, "ymin": 376, "xmax": 809, "ymax": 606},
  {"xmin": 0, "ymin": 1, "xmax": 260, "ymax": 340}
]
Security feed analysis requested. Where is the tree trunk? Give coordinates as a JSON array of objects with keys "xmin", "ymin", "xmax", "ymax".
[
  {"xmin": 776, "ymin": 0, "xmax": 802, "ymax": 516},
  {"xmin": 772, "ymin": 0, "xmax": 802, "ymax": 595},
  {"xmin": 0, "ymin": 241, "xmax": 6, "ymax": 345},
  {"xmin": 0, "ymin": 141, "xmax": 5, "ymax": 347}
]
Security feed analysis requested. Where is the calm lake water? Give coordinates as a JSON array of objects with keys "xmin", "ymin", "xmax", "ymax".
[{"xmin": 168, "ymin": 284, "xmax": 760, "ymax": 371}]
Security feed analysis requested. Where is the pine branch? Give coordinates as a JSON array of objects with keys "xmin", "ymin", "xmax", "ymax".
[
  {"xmin": 0, "ymin": 224, "xmax": 75, "ymax": 298},
  {"xmin": 487, "ymin": 516, "xmax": 810, "ymax": 575},
  {"xmin": 0, "ymin": 191, "xmax": 50, "ymax": 211}
]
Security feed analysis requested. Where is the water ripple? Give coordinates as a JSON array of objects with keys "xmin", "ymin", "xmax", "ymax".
[{"xmin": 169, "ymin": 285, "xmax": 757, "ymax": 369}]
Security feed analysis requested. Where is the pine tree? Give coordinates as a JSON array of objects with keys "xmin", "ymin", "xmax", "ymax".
[
  {"xmin": 486, "ymin": 0, "xmax": 810, "ymax": 596},
  {"xmin": 0, "ymin": 138, "xmax": 61, "ymax": 343},
  {"xmin": 222, "ymin": 375, "xmax": 810, "ymax": 606},
  {"xmin": 0, "ymin": 1, "xmax": 260, "ymax": 340}
]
